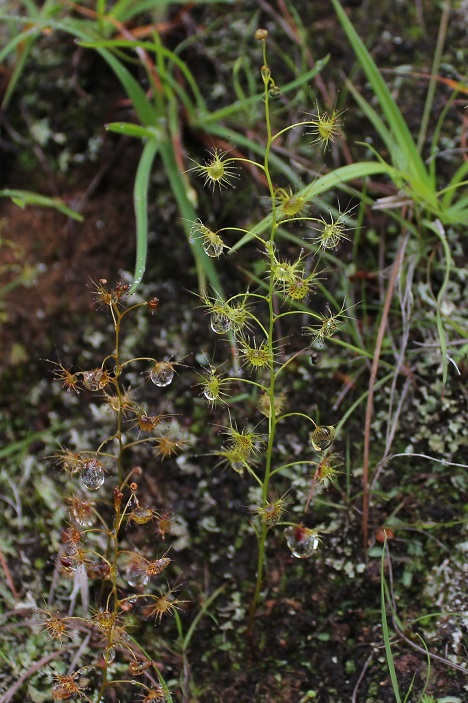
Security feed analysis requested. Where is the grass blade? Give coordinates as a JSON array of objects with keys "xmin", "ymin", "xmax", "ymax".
[
  {"xmin": 105, "ymin": 122, "xmax": 163, "ymax": 139},
  {"xmin": 129, "ymin": 139, "xmax": 159, "ymax": 293},
  {"xmin": 381, "ymin": 545, "xmax": 402, "ymax": 703},
  {"xmin": 331, "ymin": 0, "xmax": 435, "ymax": 206},
  {"xmin": 0, "ymin": 189, "xmax": 83, "ymax": 220},
  {"xmin": 425, "ymin": 219, "xmax": 452, "ymax": 390}
]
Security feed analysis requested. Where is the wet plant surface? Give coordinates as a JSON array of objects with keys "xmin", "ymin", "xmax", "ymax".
[{"xmin": 0, "ymin": 2, "xmax": 467, "ymax": 703}]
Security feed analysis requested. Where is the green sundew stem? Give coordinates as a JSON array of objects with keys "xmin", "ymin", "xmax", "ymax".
[
  {"xmin": 248, "ymin": 40, "xmax": 281, "ymax": 630},
  {"xmin": 227, "ymin": 157, "xmax": 265, "ymax": 172},
  {"xmin": 223, "ymin": 377, "xmax": 268, "ymax": 392},
  {"xmin": 270, "ymin": 460, "xmax": 323, "ymax": 478},
  {"xmin": 278, "ymin": 412, "xmax": 318, "ymax": 427}
]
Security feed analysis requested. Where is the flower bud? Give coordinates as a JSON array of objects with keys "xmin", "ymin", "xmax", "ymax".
[
  {"xmin": 114, "ymin": 486, "xmax": 123, "ymax": 510},
  {"xmin": 261, "ymin": 65, "xmax": 271, "ymax": 85}
]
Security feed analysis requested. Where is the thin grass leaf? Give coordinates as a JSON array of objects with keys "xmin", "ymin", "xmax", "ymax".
[
  {"xmin": 150, "ymin": 32, "xmax": 200, "ymax": 119},
  {"xmin": 416, "ymin": 634, "xmax": 432, "ymax": 703},
  {"xmin": 336, "ymin": 371, "xmax": 395, "ymax": 432},
  {"xmin": 105, "ymin": 122, "xmax": 163, "ymax": 139},
  {"xmin": 0, "ymin": 189, "xmax": 83, "ymax": 220},
  {"xmin": 0, "ymin": 11, "xmax": 44, "ymax": 44},
  {"xmin": 19, "ymin": 0, "xmax": 39, "ymax": 14},
  {"xmin": 417, "ymin": 0, "xmax": 450, "ymax": 153},
  {"xmin": 108, "ymin": 0, "xmax": 158, "ymax": 22},
  {"xmin": 331, "ymin": 0, "xmax": 436, "ymax": 207},
  {"xmin": 381, "ymin": 546, "xmax": 402, "ymax": 703},
  {"xmin": 1, "ymin": 0, "xmax": 65, "ymax": 108},
  {"xmin": 110, "ymin": 0, "xmax": 232, "ymax": 22},
  {"xmin": 0, "ymin": 425, "xmax": 66, "ymax": 459},
  {"xmin": 425, "ymin": 219, "xmax": 452, "ymax": 389},
  {"xmin": 402, "ymin": 675, "xmax": 416, "ymax": 703},
  {"xmin": 180, "ymin": 585, "xmax": 226, "ymax": 652},
  {"xmin": 129, "ymin": 139, "xmax": 159, "ymax": 293},
  {"xmin": 0, "ymin": 31, "xmax": 37, "ymax": 108},
  {"xmin": 345, "ymin": 79, "xmax": 400, "ymax": 158},
  {"xmin": 17, "ymin": 15, "xmax": 225, "ymax": 297},
  {"xmin": 440, "ymin": 161, "xmax": 468, "ymax": 207},
  {"xmin": 55, "ymin": 18, "xmax": 158, "ymax": 125},
  {"xmin": 443, "ymin": 198, "xmax": 468, "ymax": 225}
]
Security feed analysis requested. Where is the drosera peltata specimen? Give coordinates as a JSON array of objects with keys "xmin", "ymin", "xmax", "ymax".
[
  {"xmin": 188, "ymin": 29, "xmax": 355, "ymax": 632},
  {"xmin": 39, "ymin": 279, "xmax": 190, "ymax": 702}
]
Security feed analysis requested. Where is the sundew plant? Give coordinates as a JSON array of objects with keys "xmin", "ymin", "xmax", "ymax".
[
  {"xmin": 190, "ymin": 30, "xmax": 354, "ymax": 628},
  {"xmin": 41, "ymin": 282, "xmax": 182, "ymax": 703}
]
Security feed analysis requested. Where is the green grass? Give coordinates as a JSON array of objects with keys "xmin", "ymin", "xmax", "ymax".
[{"xmin": 331, "ymin": 0, "xmax": 468, "ymax": 226}]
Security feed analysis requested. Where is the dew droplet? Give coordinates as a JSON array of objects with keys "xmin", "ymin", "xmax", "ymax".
[
  {"xmin": 104, "ymin": 646, "xmax": 116, "ymax": 664},
  {"xmin": 310, "ymin": 425, "xmax": 335, "ymax": 451},
  {"xmin": 150, "ymin": 361, "xmax": 174, "ymax": 387},
  {"xmin": 203, "ymin": 238, "xmax": 224, "ymax": 258},
  {"xmin": 128, "ymin": 506, "xmax": 155, "ymax": 524},
  {"xmin": 285, "ymin": 524, "xmax": 320, "ymax": 558},
  {"xmin": 80, "ymin": 459, "xmax": 105, "ymax": 490},
  {"xmin": 125, "ymin": 561, "xmax": 149, "ymax": 588},
  {"xmin": 203, "ymin": 388, "xmax": 217, "ymax": 401},
  {"xmin": 231, "ymin": 461, "xmax": 244, "ymax": 474},
  {"xmin": 82, "ymin": 368, "xmax": 109, "ymax": 391},
  {"xmin": 210, "ymin": 312, "xmax": 231, "ymax": 334}
]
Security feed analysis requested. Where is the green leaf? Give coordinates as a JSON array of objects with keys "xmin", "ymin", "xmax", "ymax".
[
  {"xmin": 331, "ymin": 0, "xmax": 436, "ymax": 209},
  {"xmin": 129, "ymin": 139, "xmax": 160, "ymax": 293},
  {"xmin": 424, "ymin": 219, "xmax": 452, "ymax": 390},
  {"xmin": 381, "ymin": 547, "xmax": 402, "ymax": 703},
  {"xmin": 105, "ymin": 122, "xmax": 163, "ymax": 139},
  {"xmin": 0, "ymin": 189, "xmax": 83, "ymax": 220}
]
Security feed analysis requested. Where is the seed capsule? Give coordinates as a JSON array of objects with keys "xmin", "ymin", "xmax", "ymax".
[
  {"xmin": 129, "ymin": 659, "xmax": 152, "ymax": 675},
  {"xmin": 255, "ymin": 28, "xmax": 268, "ymax": 40}
]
